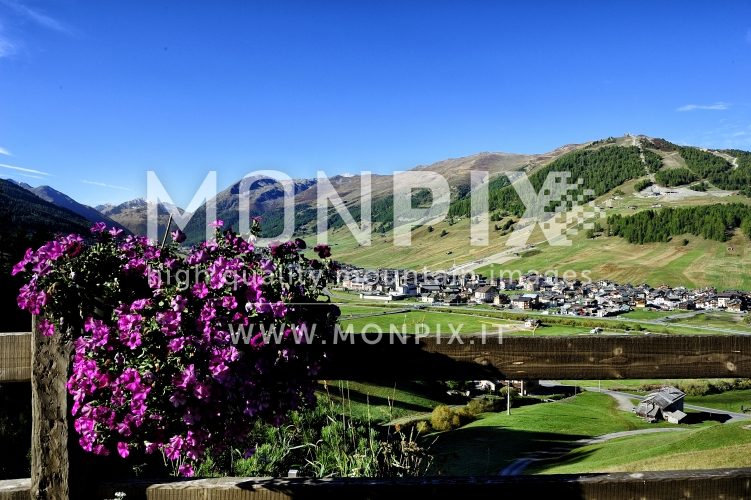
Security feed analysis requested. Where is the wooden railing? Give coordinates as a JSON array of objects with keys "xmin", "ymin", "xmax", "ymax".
[{"xmin": 2, "ymin": 323, "xmax": 751, "ymax": 499}]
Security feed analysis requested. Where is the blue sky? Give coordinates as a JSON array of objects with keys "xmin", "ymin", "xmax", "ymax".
[{"xmin": 0, "ymin": 1, "xmax": 750, "ymax": 207}]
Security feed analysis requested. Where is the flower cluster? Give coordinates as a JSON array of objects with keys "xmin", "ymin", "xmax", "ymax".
[{"xmin": 14, "ymin": 221, "xmax": 339, "ymax": 476}]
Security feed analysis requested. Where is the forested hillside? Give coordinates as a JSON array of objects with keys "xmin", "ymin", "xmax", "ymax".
[
  {"xmin": 643, "ymin": 150, "xmax": 663, "ymax": 173},
  {"xmin": 608, "ymin": 204, "xmax": 751, "ymax": 244},
  {"xmin": 0, "ymin": 180, "xmax": 94, "ymax": 331},
  {"xmin": 0, "ymin": 179, "xmax": 92, "ymax": 235},
  {"xmin": 654, "ymin": 168, "xmax": 698, "ymax": 187},
  {"xmin": 448, "ymin": 145, "xmax": 645, "ymax": 219}
]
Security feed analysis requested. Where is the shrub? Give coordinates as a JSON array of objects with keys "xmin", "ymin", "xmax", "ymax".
[
  {"xmin": 498, "ymin": 386, "xmax": 518, "ymax": 399},
  {"xmin": 430, "ymin": 406, "xmax": 461, "ymax": 431},
  {"xmin": 467, "ymin": 397, "xmax": 503, "ymax": 416},
  {"xmin": 676, "ymin": 380, "xmax": 711, "ymax": 396},
  {"xmin": 416, "ymin": 421, "xmax": 432, "ymax": 435},
  {"xmin": 440, "ymin": 230, "xmax": 448, "ymax": 237},
  {"xmin": 454, "ymin": 407, "xmax": 474, "ymax": 425}
]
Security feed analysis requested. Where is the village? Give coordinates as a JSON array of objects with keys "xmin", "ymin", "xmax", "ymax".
[{"xmin": 336, "ymin": 265, "xmax": 749, "ymax": 316}]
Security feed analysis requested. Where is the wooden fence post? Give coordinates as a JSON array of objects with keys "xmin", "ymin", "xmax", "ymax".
[{"xmin": 30, "ymin": 316, "xmax": 71, "ymax": 499}]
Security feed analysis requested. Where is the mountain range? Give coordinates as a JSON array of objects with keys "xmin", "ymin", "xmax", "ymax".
[{"xmin": 2, "ymin": 134, "xmax": 750, "ymax": 250}]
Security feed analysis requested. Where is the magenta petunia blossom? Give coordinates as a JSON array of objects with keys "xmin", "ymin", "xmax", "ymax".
[
  {"xmin": 38, "ymin": 319, "xmax": 55, "ymax": 336},
  {"xmin": 192, "ymin": 282, "xmax": 209, "ymax": 298},
  {"xmin": 172, "ymin": 229, "xmax": 187, "ymax": 243}
]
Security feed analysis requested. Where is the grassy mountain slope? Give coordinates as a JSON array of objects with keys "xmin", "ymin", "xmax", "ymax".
[{"xmin": 29, "ymin": 185, "xmax": 127, "ymax": 231}]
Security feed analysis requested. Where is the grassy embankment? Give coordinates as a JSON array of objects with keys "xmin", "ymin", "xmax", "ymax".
[
  {"xmin": 427, "ymin": 391, "xmax": 685, "ymax": 476},
  {"xmin": 527, "ymin": 420, "xmax": 751, "ymax": 474}
]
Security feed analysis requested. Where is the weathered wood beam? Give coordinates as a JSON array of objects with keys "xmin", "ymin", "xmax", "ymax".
[
  {"xmin": 30, "ymin": 317, "xmax": 71, "ymax": 499},
  {"xmin": 0, "ymin": 332, "xmax": 31, "ymax": 382},
  {"xmin": 4, "ymin": 332, "xmax": 751, "ymax": 383},
  {"xmin": 320, "ymin": 333, "xmax": 751, "ymax": 380},
  {"xmin": 95, "ymin": 468, "xmax": 751, "ymax": 500}
]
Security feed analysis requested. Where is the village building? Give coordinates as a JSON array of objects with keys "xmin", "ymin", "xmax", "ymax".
[
  {"xmin": 635, "ymin": 386, "xmax": 687, "ymax": 423},
  {"xmin": 474, "ymin": 285, "xmax": 499, "ymax": 303}
]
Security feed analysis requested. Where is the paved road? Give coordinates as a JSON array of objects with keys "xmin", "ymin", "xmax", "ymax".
[{"xmin": 498, "ymin": 427, "xmax": 689, "ymax": 476}]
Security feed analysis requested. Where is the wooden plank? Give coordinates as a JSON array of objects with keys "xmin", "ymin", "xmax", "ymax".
[
  {"xmin": 4, "ymin": 332, "xmax": 751, "ymax": 381},
  {"xmin": 320, "ymin": 333, "xmax": 751, "ymax": 380},
  {"xmin": 0, "ymin": 332, "xmax": 31, "ymax": 383},
  {"xmin": 96, "ymin": 469, "xmax": 751, "ymax": 500},
  {"xmin": 0, "ymin": 479, "xmax": 30, "ymax": 500}
]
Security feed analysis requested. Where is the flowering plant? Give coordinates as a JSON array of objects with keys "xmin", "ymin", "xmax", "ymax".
[{"xmin": 14, "ymin": 220, "xmax": 339, "ymax": 476}]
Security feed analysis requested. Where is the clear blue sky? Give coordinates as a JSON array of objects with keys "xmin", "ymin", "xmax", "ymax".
[{"xmin": 1, "ymin": 1, "xmax": 750, "ymax": 207}]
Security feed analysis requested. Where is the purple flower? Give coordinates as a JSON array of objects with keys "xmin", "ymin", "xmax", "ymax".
[
  {"xmin": 92, "ymin": 444, "xmax": 110, "ymax": 456},
  {"xmin": 294, "ymin": 238, "xmax": 306, "ymax": 249},
  {"xmin": 117, "ymin": 442, "xmax": 129, "ymax": 458},
  {"xmin": 192, "ymin": 282, "xmax": 209, "ymax": 298},
  {"xmin": 186, "ymin": 249, "xmax": 209, "ymax": 265},
  {"xmin": 91, "ymin": 222, "xmax": 107, "ymax": 233},
  {"xmin": 245, "ymin": 274, "xmax": 264, "ymax": 302},
  {"xmin": 109, "ymin": 227, "xmax": 124, "ymax": 238},
  {"xmin": 130, "ymin": 299, "xmax": 151, "ymax": 311},
  {"xmin": 182, "ymin": 407, "xmax": 201, "ymax": 425},
  {"xmin": 259, "ymin": 259, "xmax": 275, "ymax": 274},
  {"xmin": 169, "ymin": 391, "xmax": 186, "ymax": 407},
  {"xmin": 163, "ymin": 257, "xmax": 179, "ymax": 271},
  {"xmin": 38, "ymin": 319, "xmax": 55, "ymax": 337},
  {"xmin": 178, "ymin": 464, "xmax": 194, "ymax": 477},
  {"xmin": 194, "ymin": 382, "xmax": 211, "ymax": 400},
  {"xmin": 171, "ymin": 295, "xmax": 187, "ymax": 311},
  {"xmin": 165, "ymin": 435, "xmax": 184, "ymax": 460},
  {"xmin": 168, "ymin": 337, "xmax": 186, "ymax": 352},
  {"xmin": 172, "ymin": 229, "xmax": 187, "ymax": 243},
  {"xmin": 11, "ymin": 259, "xmax": 27, "ymax": 276},
  {"xmin": 156, "ymin": 310, "xmax": 181, "ymax": 336},
  {"xmin": 209, "ymin": 220, "xmax": 224, "ymax": 229},
  {"xmin": 254, "ymin": 297, "xmax": 272, "ymax": 314},
  {"xmin": 144, "ymin": 442, "xmax": 160, "ymax": 454},
  {"xmin": 222, "ymin": 296, "xmax": 237, "ymax": 310},
  {"xmin": 271, "ymin": 301, "xmax": 287, "ymax": 318},
  {"xmin": 148, "ymin": 271, "xmax": 163, "ymax": 289}
]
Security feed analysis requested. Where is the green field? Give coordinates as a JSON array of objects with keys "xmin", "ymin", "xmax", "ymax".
[
  {"xmin": 334, "ymin": 306, "xmax": 739, "ymax": 337},
  {"xmin": 621, "ymin": 310, "xmax": 682, "ymax": 320},
  {"xmin": 427, "ymin": 392, "xmax": 680, "ymax": 475},
  {"xmin": 666, "ymin": 312, "xmax": 751, "ymax": 332},
  {"xmin": 684, "ymin": 389, "xmax": 751, "ymax": 413},
  {"xmin": 337, "ymin": 304, "xmax": 395, "ymax": 317},
  {"xmin": 527, "ymin": 420, "xmax": 751, "ymax": 474}
]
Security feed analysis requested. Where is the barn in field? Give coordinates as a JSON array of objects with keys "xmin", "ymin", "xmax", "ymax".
[{"xmin": 635, "ymin": 386, "xmax": 686, "ymax": 423}]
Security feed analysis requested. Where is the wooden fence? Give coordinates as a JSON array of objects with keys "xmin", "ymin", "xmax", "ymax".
[{"xmin": 1, "ymin": 321, "xmax": 751, "ymax": 499}]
